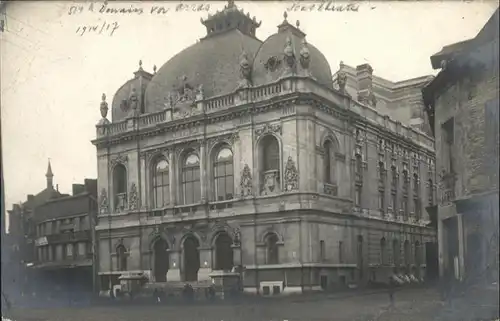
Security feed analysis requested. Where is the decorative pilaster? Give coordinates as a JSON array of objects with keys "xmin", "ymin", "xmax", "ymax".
[{"xmin": 200, "ymin": 141, "xmax": 208, "ymax": 203}]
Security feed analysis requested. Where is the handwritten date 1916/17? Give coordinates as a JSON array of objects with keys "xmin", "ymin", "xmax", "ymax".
[{"xmin": 76, "ymin": 21, "xmax": 119, "ymax": 36}]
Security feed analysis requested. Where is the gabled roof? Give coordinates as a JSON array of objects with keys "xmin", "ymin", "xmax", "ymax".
[{"xmin": 430, "ymin": 7, "xmax": 499, "ymax": 69}]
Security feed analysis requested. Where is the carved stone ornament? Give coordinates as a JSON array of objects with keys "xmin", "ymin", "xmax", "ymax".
[
  {"xmin": 255, "ymin": 123, "xmax": 282, "ymax": 137},
  {"xmin": 283, "ymin": 36, "xmax": 296, "ymax": 70},
  {"xmin": 99, "ymin": 188, "xmax": 109, "ymax": 214},
  {"xmin": 167, "ymin": 75, "xmax": 197, "ymax": 110},
  {"xmin": 100, "ymin": 93, "xmax": 109, "ymax": 119},
  {"xmin": 128, "ymin": 183, "xmax": 139, "ymax": 210},
  {"xmin": 120, "ymin": 87, "xmax": 139, "ymax": 113},
  {"xmin": 299, "ymin": 38, "xmax": 310, "ymax": 71},
  {"xmin": 238, "ymin": 51, "xmax": 252, "ymax": 89},
  {"xmin": 284, "ymin": 156, "xmax": 299, "ymax": 192},
  {"xmin": 264, "ymin": 56, "xmax": 282, "ymax": 72},
  {"xmin": 240, "ymin": 164, "xmax": 253, "ymax": 197},
  {"xmin": 233, "ymin": 227, "xmax": 241, "ymax": 246},
  {"xmin": 261, "ymin": 169, "xmax": 280, "ymax": 195},
  {"xmin": 110, "ymin": 154, "xmax": 128, "ymax": 168},
  {"xmin": 337, "ymin": 71, "xmax": 347, "ymax": 92}
]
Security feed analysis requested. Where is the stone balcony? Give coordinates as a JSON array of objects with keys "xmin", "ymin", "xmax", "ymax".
[{"xmin": 94, "ymin": 77, "xmax": 435, "ymax": 152}]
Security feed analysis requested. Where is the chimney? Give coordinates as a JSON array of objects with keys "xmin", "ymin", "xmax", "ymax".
[
  {"xmin": 72, "ymin": 184, "xmax": 85, "ymax": 196},
  {"xmin": 27, "ymin": 195, "xmax": 35, "ymax": 204},
  {"xmin": 356, "ymin": 64, "xmax": 376, "ymax": 107}
]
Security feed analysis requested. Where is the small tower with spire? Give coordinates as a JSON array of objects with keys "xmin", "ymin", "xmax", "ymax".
[{"xmin": 46, "ymin": 159, "xmax": 54, "ymax": 189}]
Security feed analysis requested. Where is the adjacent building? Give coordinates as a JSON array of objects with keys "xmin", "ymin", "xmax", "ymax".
[
  {"xmin": 5, "ymin": 161, "xmax": 63, "ymax": 295},
  {"xmin": 92, "ymin": 2, "xmax": 437, "ymax": 295},
  {"xmin": 423, "ymin": 8, "xmax": 499, "ymax": 284},
  {"xmin": 31, "ymin": 179, "xmax": 98, "ymax": 295}
]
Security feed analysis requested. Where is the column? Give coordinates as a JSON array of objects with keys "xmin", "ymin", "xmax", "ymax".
[
  {"xmin": 166, "ymin": 250, "xmax": 181, "ymax": 281},
  {"xmin": 168, "ymin": 151, "xmax": 176, "ymax": 206},
  {"xmin": 457, "ymin": 214, "xmax": 465, "ymax": 281},
  {"xmin": 198, "ymin": 246, "xmax": 212, "ymax": 281},
  {"xmin": 200, "ymin": 143, "xmax": 207, "ymax": 203}
]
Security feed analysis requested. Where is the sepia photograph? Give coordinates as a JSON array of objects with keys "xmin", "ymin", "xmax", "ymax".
[{"xmin": 1, "ymin": 1, "xmax": 499, "ymax": 320}]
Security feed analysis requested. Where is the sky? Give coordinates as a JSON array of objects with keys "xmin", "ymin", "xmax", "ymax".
[{"xmin": 1, "ymin": 1, "xmax": 498, "ymax": 230}]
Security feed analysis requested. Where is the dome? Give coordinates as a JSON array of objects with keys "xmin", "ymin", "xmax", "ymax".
[
  {"xmin": 145, "ymin": 29, "xmax": 262, "ymax": 113},
  {"xmin": 111, "ymin": 63, "xmax": 153, "ymax": 122},
  {"xmin": 251, "ymin": 15, "xmax": 333, "ymax": 89}
]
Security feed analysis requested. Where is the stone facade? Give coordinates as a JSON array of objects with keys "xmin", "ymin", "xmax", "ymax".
[
  {"xmin": 92, "ymin": 4, "xmax": 436, "ymax": 295},
  {"xmin": 423, "ymin": 8, "xmax": 499, "ymax": 283}
]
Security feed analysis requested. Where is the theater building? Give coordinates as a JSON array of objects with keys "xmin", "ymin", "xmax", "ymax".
[{"xmin": 92, "ymin": 2, "xmax": 437, "ymax": 295}]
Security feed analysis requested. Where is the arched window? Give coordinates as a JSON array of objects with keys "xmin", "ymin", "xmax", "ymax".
[
  {"xmin": 392, "ymin": 239, "xmax": 400, "ymax": 266},
  {"xmin": 265, "ymin": 233, "xmax": 279, "ymax": 264},
  {"xmin": 214, "ymin": 147, "xmax": 234, "ymax": 201},
  {"xmin": 182, "ymin": 153, "xmax": 201, "ymax": 205},
  {"xmin": 260, "ymin": 135, "xmax": 280, "ymax": 194},
  {"xmin": 214, "ymin": 232, "xmax": 234, "ymax": 271},
  {"xmin": 153, "ymin": 159, "xmax": 170, "ymax": 208},
  {"xmin": 116, "ymin": 245, "xmax": 127, "ymax": 271},
  {"xmin": 380, "ymin": 238, "xmax": 387, "ymax": 265},
  {"xmin": 113, "ymin": 164, "xmax": 127, "ymax": 211},
  {"xmin": 323, "ymin": 140, "xmax": 335, "ymax": 184}
]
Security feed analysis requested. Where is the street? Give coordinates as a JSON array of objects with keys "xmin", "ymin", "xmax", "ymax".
[{"xmin": 4, "ymin": 287, "xmax": 498, "ymax": 321}]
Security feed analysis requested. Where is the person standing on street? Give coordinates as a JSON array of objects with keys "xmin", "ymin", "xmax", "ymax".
[{"xmin": 388, "ymin": 276, "xmax": 396, "ymax": 308}]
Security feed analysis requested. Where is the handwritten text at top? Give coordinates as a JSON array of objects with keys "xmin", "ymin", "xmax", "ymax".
[{"xmin": 68, "ymin": 2, "xmax": 210, "ymax": 16}]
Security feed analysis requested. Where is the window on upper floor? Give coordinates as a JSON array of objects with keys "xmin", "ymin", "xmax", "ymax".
[
  {"xmin": 265, "ymin": 233, "xmax": 279, "ymax": 265},
  {"xmin": 113, "ymin": 164, "xmax": 128, "ymax": 212},
  {"xmin": 428, "ymin": 179, "xmax": 434, "ymax": 206},
  {"xmin": 152, "ymin": 158, "xmax": 170, "ymax": 208},
  {"xmin": 441, "ymin": 118, "xmax": 455, "ymax": 173},
  {"xmin": 391, "ymin": 192, "xmax": 397, "ymax": 212},
  {"xmin": 214, "ymin": 147, "xmax": 234, "ymax": 201},
  {"xmin": 391, "ymin": 166, "xmax": 398, "ymax": 189},
  {"xmin": 402, "ymin": 170, "xmax": 409, "ymax": 194},
  {"xmin": 413, "ymin": 174, "xmax": 420, "ymax": 196},
  {"xmin": 320, "ymin": 240, "xmax": 326, "ymax": 262},
  {"xmin": 323, "ymin": 140, "xmax": 335, "ymax": 184},
  {"xmin": 182, "ymin": 152, "xmax": 201, "ymax": 205},
  {"xmin": 259, "ymin": 135, "xmax": 281, "ymax": 194},
  {"xmin": 354, "ymin": 185, "xmax": 362, "ymax": 207},
  {"xmin": 338, "ymin": 241, "xmax": 344, "ymax": 263},
  {"xmin": 378, "ymin": 161, "xmax": 386, "ymax": 181},
  {"xmin": 378, "ymin": 190, "xmax": 385, "ymax": 212}
]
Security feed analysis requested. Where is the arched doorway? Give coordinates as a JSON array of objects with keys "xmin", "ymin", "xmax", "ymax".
[
  {"xmin": 214, "ymin": 232, "xmax": 233, "ymax": 271},
  {"xmin": 153, "ymin": 238, "xmax": 169, "ymax": 282},
  {"xmin": 183, "ymin": 235, "xmax": 200, "ymax": 282}
]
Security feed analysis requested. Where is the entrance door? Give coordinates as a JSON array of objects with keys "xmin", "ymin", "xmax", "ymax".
[
  {"xmin": 183, "ymin": 236, "xmax": 200, "ymax": 282},
  {"xmin": 153, "ymin": 238, "xmax": 169, "ymax": 282}
]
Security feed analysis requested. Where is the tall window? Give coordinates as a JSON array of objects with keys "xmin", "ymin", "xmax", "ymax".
[
  {"xmin": 338, "ymin": 241, "xmax": 344, "ymax": 263},
  {"xmin": 117, "ymin": 245, "xmax": 127, "ymax": 271},
  {"xmin": 378, "ymin": 161, "xmax": 385, "ymax": 181},
  {"xmin": 113, "ymin": 164, "xmax": 127, "ymax": 211},
  {"xmin": 214, "ymin": 147, "xmax": 234, "ymax": 201},
  {"xmin": 261, "ymin": 136, "xmax": 280, "ymax": 172},
  {"xmin": 402, "ymin": 197, "xmax": 408, "ymax": 219},
  {"xmin": 380, "ymin": 238, "xmax": 387, "ymax": 265},
  {"xmin": 413, "ymin": 174, "xmax": 420, "ymax": 196},
  {"xmin": 153, "ymin": 159, "xmax": 170, "ymax": 208},
  {"xmin": 182, "ymin": 153, "xmax": 201, "ymax": 205},
  {"xmin": 379, "ymin": 190, "xmax": 385, "ymax": 212},
  {"xmin": 265, "ymin": 233, "xmax": 279, "ymax": 264},
  {"xmin": 355, "ymin": 154, "xmax": 363, "ymax": 179},
  {"xmin": 320, "ymin": 240, "xmax": 326, "ymax": 262},
  {"xmin": 402, "ymin": 170, "xmax": 409, "ymax": 194},
  {"xmin": 355, "ymin": 186, "xmax": 362, "ymax": 207},
  {"xmin": 324, "ymin": 140, "xmax": 335, "ymax": 184},
  {"xmin": 391, "ymin": 166, "xmax": 397, "ymax": 188},
  {"xmin": 391, "ymin": 193, "xmax": 397, "ymax": 212},
  {"xmin": 441, "ymin": 118, "xmax": 455, "ymax": 173},
  {"xmin": 414, "ymin": 198, "xmax": 421, "ymax": 220}
]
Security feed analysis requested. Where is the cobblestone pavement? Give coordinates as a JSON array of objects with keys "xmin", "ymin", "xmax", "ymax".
[{"xmin": 3, "ymin": 288, "xmax": 498, "ymax": 321}]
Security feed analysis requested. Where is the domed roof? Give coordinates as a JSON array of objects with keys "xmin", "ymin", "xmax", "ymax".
[
  {"xmin": 112, "ymin": 62, "xmax": 153, "ymax": 122},
  {"xmin": 145, "ymin": 2, "xmax": 262, "ymax": 113},
  {"xmin": 252, "ymin": 14, "xmax": 333, "ymax": 89}
]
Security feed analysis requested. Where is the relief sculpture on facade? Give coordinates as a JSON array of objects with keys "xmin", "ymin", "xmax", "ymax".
[
  {"xmin": 284, "ymin": 156, "xmax": 299, "ymax": 192},
  {"xmin": 240, "ymin": 164, "xmax": 253, "ymax": 197},
  {"xmin": 255, "ymin": 123, "xmax": 282, "ymax": 137},
  {"xmin": 99, "ymin": 188, "xmax": 109, "ymax": 214},
  {"xmin": 129, "ymin": 183, "xmax": 139, "ymax": 210}
]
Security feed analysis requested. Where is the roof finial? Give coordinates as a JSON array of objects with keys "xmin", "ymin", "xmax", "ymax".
[
  {"xmin": 153, "ymin": 65, "xmax": 157, "ymax": 74},
  {"xmin": 227, "ymin": 0, "xmax": 235, "ymax": 8},
  {"xmin": 46, "ymin": 159, "xmax": 54, "ymax": 189},
  {"xmin": 283, "ymin": 11, "xmax": 288, "ymax": 22},
  {"xmin": 100, "ymin": 93, "xmax": 109, "ymax": 119},
  {"xmin": 138, "ymin": 60, "xmax": 143, "ymax": 70},
  {"xmin": 296, "ymin": 20, "xmax": 300, "ymax": 29}
]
